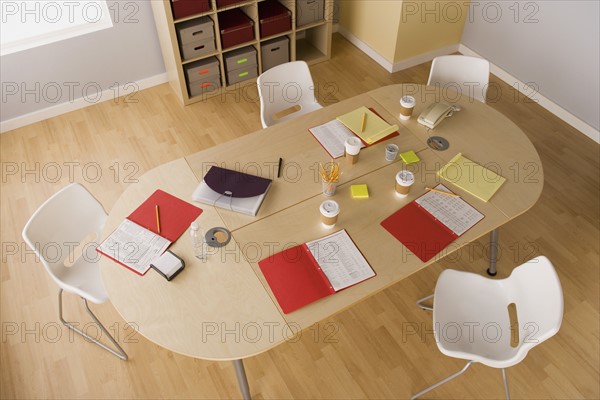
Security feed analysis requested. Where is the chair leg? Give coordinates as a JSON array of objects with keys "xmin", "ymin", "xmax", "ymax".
[
  {"xmin": 58, "ymin": 289, "xmax": 128, "ymax": 361},
  {"xmin": 416, "ymin": 294, "xmax": 434, "ymax": 311},
  {"xmin": 502, "ymin": 368, "xmax": 510, "ymax": 400},
  {"xmin": 411, "ymin": 361, "xmax": 475, "ymax": 400}
]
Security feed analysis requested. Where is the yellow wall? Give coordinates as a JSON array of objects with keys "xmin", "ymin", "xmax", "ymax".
[
  {"xmin": 339, "ymin": 0, "xmax": 469, "ymax": 65},
  {"xmin": 338, "ymin": 1, "xmax": 403, "ymax": 62},
  {"xmin": 395, "ymin": 0, "xmax": 468, "ymax": 61}
]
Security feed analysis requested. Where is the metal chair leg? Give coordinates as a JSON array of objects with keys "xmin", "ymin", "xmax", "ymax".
[
  {"xmin": 416, "ymin": 294, "xmax": 434, "ymax": 311},
  {"xmin": 502, "ymin": 368, "xmax": 510, "ymax": 400},
  {"xmin": 58, "ymin": 289, "xmax": 128, "ymax": 361},
  {"xmin": 411, "ymin": 361, "xmax": 475, "ymax": 400}
]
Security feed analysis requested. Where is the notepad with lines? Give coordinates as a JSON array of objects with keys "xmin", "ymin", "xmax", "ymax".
[
  {"xmin": 337, "ymin": 106, "xmax": 399, "ymax": 144},
  {"xmin": 437, "ymin": 153, "xmax": 506, "ymax": 202}
]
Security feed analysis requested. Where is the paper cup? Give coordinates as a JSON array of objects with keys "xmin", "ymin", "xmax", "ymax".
[
  {"xmin": 345, "ymin": 137, "xmax": 362, "ymax": 164},
  {"xmin": 399, "ymin": 96, "xmax": 416, "ymax": 120},
  {"xmin": 320, "ymin": 200, "xmax": 340, "ymax": 227},
  {"xmin": 395, "ymin": 170, "xmax": 415, "ymax": 197}
]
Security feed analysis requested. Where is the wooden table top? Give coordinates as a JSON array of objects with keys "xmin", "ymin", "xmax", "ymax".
[{"xmin": 100, "ymin": 84, "xmax": 543, "ymax": 360}]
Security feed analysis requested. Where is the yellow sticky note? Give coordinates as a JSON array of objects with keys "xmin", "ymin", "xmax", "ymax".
[
  {"xmin": 351, "ymin": 184, "xmax": 369, "ymax": 199},
  {"xmin": 400, "ymin": 150, "xmax": 420, "ymax": 164}
]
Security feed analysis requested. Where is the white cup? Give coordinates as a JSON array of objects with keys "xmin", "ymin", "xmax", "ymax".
[
  {"xmin": 320, "ymin": 200, "xmax": 340, "ymax": 227},
  {"xmin": 399, "ymin": 96, "xmax": 416, "ymax": 120},
  {"xmin": 345, "ymin": 137, "xmax": 362, "ymax": 164},
  {"xmin": 395, "ymin": 170, "xmax": 415, "ymax": 197}
]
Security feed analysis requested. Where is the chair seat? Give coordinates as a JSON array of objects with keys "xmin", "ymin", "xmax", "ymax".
[{"xmin": 54, "ymin": 257, "xmax": 109, "ymax": 304}]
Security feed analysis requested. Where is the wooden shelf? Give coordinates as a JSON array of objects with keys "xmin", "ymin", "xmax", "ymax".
[{"xmin": 151, "ymin": 0, "xmax": 333, "ymax": 105}]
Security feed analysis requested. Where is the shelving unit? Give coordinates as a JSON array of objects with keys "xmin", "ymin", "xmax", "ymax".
[{"xmin": 151, "ymin": 0, "xmax": 333, "ymax": 105}]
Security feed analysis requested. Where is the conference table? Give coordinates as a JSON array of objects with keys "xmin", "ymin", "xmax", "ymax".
[{"xmin": 99, "ymin": 84, "xmax": 543, "ymax": 399}]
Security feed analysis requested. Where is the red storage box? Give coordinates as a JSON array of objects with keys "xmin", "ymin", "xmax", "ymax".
[
  {"xmin": 258, "ymin": 0, "xmax": 292, "ymax": 38},
  {"xmin": 171, "ymin": 0, "xmax": 211, "ymax": 20},
  {"xmin": 216, "ymin": 0, "xmax": 246, "ymax": 9},
  {"xmin": 219, "ymin": 9, "xmax": 255, "ymax": 49}
]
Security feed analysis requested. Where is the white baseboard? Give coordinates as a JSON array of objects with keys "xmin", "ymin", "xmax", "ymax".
[
  {"xmin": 1, "ymin": 73, "xmax": 169, "ymax": 134},
  {"xmin": 390, "ymin": 44, "xmax": 459, "ymax": 73},
  {"xmin": 337, "ymin": 26, "xmax": 458, "ymax": 74},
  {"xmin": 337, "ymin": 25, "xmax": 394, "ymax": 72},
  {"xmin": 459, "ymin": 44, "xmax": 599, "ymax": 143}
]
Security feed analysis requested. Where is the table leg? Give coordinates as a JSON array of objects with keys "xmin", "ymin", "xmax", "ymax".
[
  {"xmin": 232, "ymin": 359, "xmax": 251, "ymax": 400},
  {"xmin": 487, "ymin": 228, "xmax": 499, "ymax": 276}
]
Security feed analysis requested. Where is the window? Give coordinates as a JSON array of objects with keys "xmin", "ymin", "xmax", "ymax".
[{"xmin": 0, "ymin": 0, "xmax": 113, "ymax": 56}]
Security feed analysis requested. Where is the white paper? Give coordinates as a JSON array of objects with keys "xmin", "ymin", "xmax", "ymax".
[
  {"xmin": 415, "ymin": 184, "xmax": 484, "ymax": 236},
  {"xmin": 306, "ymin": 230, "xmax": 375, "ymax": 292},
  {"xmin": 97, "ymin": 219, "xmax": 171, "ymax": 275},
  {"xmin": 309, "ymin": 120, "xmax": 366, "ymax": 158}
]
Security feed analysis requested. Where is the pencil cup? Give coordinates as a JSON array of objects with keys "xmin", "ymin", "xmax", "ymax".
[
  {"xmin": 345, "ymin": 137, "xmax": 361, "ymax": 165},
  {"xmin": 399, "ymin": 96, "xmax": 416, "ymax": 121},
  {"xmin": 395, "ymin": 170, "xmax": 415, "ymax": 197},
  {"xmin": 320, "ymin": 200, "xmax": 340, "ymax": 228},
  {"xmin": 322, "ymin": 178, "xmax": 339, "ymax": 196},
  {"xmin": 385, "ymin": 144, "xmax": 399, "ymax": 161}
]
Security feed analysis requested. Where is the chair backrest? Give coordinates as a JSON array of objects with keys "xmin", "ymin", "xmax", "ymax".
[
  {"xmin": 433, "ymin": 256, "xmax": 563, "ymax": 367},
  {"xmin": 22, "ymin": 183, "xmax": 107, "ymax": 282},
  {"xmin": 257, "ymin": 61, "xmax": 320, "ymax": 128},
  {"xmin": 427, "ymin": 55, "xmax": 490, "ymax": 103},
  {"xmin": 508, "ymin": 256, "xmax": 564, "ymax": 350}
]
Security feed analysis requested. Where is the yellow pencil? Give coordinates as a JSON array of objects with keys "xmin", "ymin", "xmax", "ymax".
[
  {"xmin": 361, "ymin": 112, "xmax": 367, "ymax": 132},
  {"xmin": 155, "ymin": 205, "xmax": 161, "ymax": 233},
  {"xmin": 426, "ymin": 187, "xmax": 460, "ymax": 197}
]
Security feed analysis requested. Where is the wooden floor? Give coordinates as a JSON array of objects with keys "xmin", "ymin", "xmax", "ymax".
[{"xmin": 1, "ymin": 34, "xmax": 598, "ymax": 399}]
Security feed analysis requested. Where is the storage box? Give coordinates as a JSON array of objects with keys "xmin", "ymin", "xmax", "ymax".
[
  {"xmin": 258, "ymin": 1, "xmax": 292, "ymax": 38},
  {"xmin": 261, "ymin": 36, "xmax": 289, "ymax": 72},
  {"xmin": 224, "ymin": 46, "xmax": 257, "ymax": 73},
  {"xmin": 185, "ymin": 57, "xmax": 220, "ymax": 83},
  {"xmin": 177, "ymin": 16, "xmax": 214, "ymax": 45},
  {"xmin": 296, "ymin": 0, "xmax": 324, "ymax": 26},
  {"xmin": 171, "ymin": 0, "xmax": 211, "ymax": 20},
  {"xmin": 188, "ymin": 75, "xmax": 222, "ymax": 97},
  {"xmin": 227, "ymin": 66, "xmax": 258, "ymax": 85},
  {"xmin": 216, "ymin": 0, "xmax": 246, "ymax": 9},
  {"xmin": 181, "ymin": 37, "xmax": 216, "ymax": 60},
  {"xmin": 219, "ymin": 8, "xmax": 255, "ymax": 49}
]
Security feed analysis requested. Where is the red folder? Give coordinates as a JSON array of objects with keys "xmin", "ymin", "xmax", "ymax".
[
  {"xmin": 128, "ymin": 189, "xmax": 203, "ymax": 242},
  {"xmin": 259, "ymin": 244, "xmax": 334, "ymax": 314},
  {"xmin": 259, "ymin": 230, "xmax": 375, "ymax": 314},
  {"xmin": 381, "ymin": 202, "xmax": 457, "ymax": 263}
]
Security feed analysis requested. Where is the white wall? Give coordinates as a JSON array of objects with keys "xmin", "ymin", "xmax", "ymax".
[
  {"xmin": 0, "ymin": 0, "xmax": 165, "ymax": 123},
  {"xmin": 461, "ymin": 0, "xmax": 599, "ymax": 131}
]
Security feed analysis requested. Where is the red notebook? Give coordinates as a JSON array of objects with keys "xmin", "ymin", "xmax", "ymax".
[
  {"xmin": 128, "ymin": 189, "xmax": 203, "ymax": 241},
  {"xmin": 381, "ymin": 185, "xmax": 484, "ymax": 262},
  {"xmin": 97, "ymin": 190, "xmax": 203, "ymax": 275},
  {"xmin": 258, "ymin": 230, "xmax": 375, "ymax": 314}
]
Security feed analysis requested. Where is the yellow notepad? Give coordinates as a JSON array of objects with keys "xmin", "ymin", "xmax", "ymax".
[
  {"xmin": 337, "ymin": 107, "xmax": 399, "ymax": 144},
  {"xmin": 400, "ymin": 150, "xmax": 420, "ymax": 164},
  {"xmin": 351, "ymin": 184, "xmax": 369, "ymax": 199},
  {"xmin": 437, "ymin": 153, "xmax": 506, "ymax": 202}
]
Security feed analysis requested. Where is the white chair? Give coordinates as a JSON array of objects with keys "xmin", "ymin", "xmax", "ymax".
[
  {"xmin": 427, "ymin": 55, "xmax": 490, "ymax": 103},
  {"xmin": 412, "ymin": 256, "xmax": 563, "ymax": 399},
  {"xmin": 257, "ymin": 61, "xmax": 322, "ymax": 128},
  {"xmin": 22, "ymin": 183, "xmax": 128, "ymax": 360}
]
